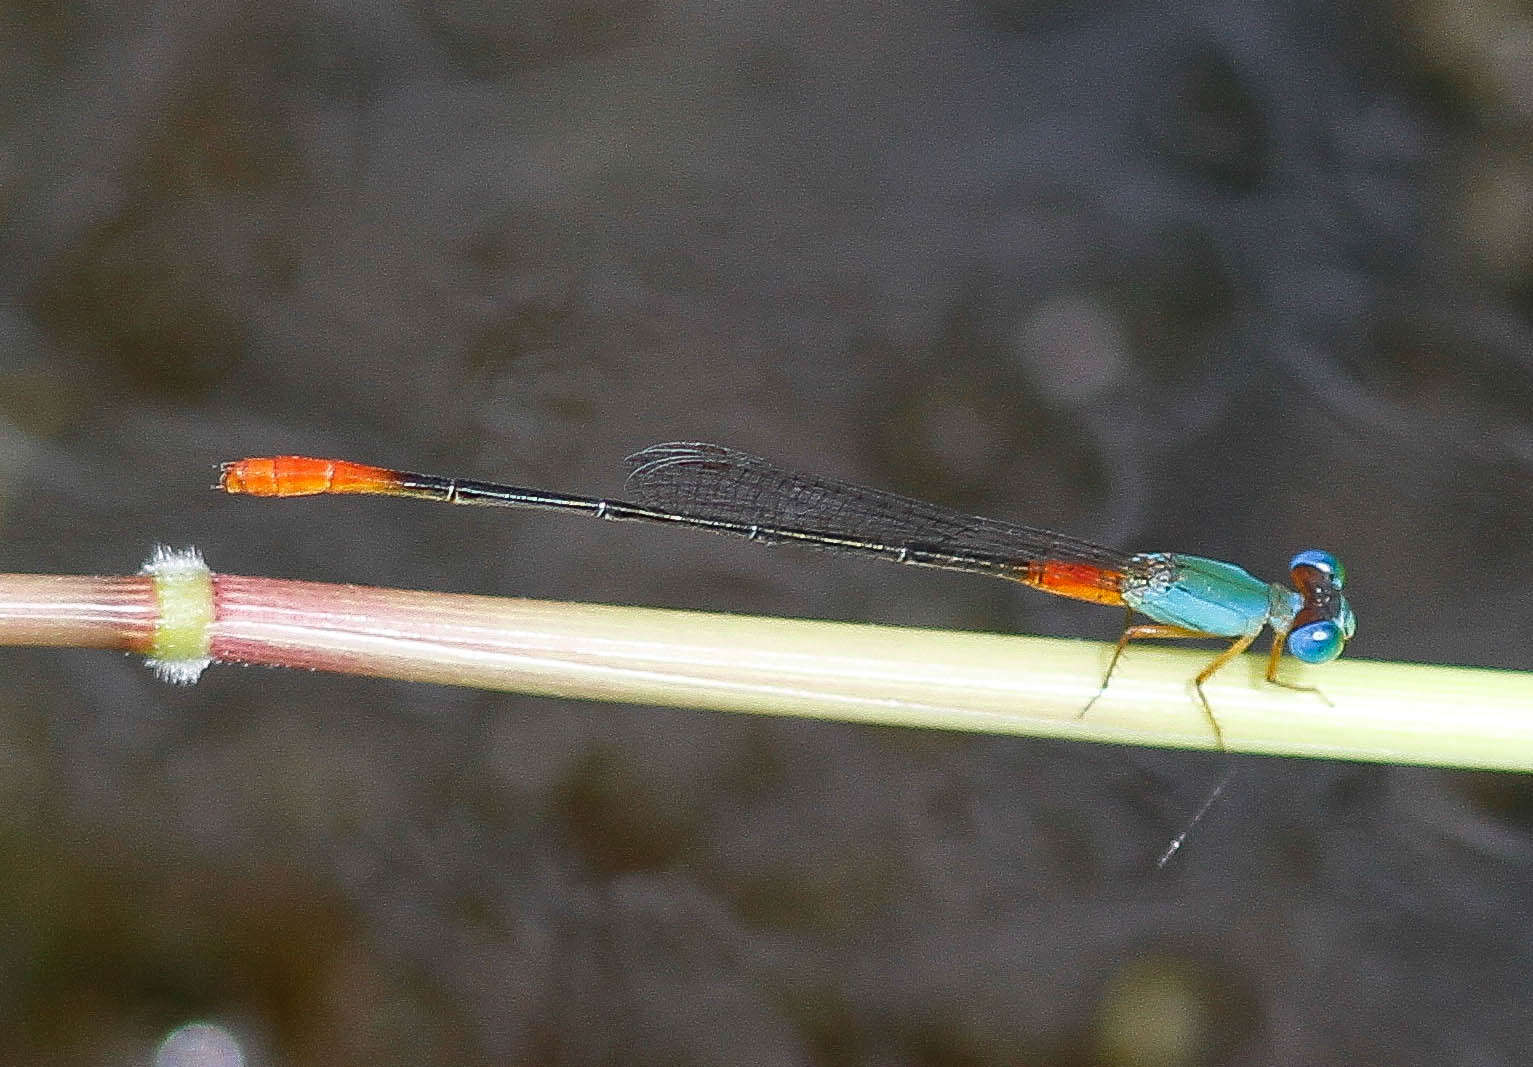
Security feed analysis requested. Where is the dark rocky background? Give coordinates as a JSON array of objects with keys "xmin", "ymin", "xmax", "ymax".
[{"xmin": 3, "ymin": 0, "xmax": 1532, "ymax": 1063}]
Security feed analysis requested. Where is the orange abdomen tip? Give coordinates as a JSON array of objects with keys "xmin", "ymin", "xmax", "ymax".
[{"xmin": 218, "ymin": 456, "xmax": 402, "ymax": 497}]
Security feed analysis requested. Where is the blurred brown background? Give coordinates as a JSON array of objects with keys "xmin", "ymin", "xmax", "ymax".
[{"xmin": 3, "ymin": 0, "xmax": 1533, "ymax": 1064}]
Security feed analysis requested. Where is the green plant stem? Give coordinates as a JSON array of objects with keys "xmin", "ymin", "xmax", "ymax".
[{"xmin": 2, "ymin": 556, "xmax": 1531, "ymax": 769}]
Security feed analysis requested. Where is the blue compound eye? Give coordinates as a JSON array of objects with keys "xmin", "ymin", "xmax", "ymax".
[
  {"xmin": 1289, "ymin": 549, "xmax": 1345, "ymax": 587},
  {"xmin": 1288, "ymin": 619, "xmax": 1345, "ymax": 663}
]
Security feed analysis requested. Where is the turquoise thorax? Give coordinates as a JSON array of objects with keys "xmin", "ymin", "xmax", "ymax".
[{"xmin": 1121, "ymin": 553, "xmax": 1301, "ymax": 639}]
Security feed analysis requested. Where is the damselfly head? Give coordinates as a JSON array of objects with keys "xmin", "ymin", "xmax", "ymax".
[{"xmin": 1285, "ymin": 550, "xmax": 1354, "ymax": 663}]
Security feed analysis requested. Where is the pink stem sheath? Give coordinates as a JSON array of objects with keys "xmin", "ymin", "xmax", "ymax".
[{"xmin": 204, "ymin": 575, "xmax": 1015, "ymax": 712}]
